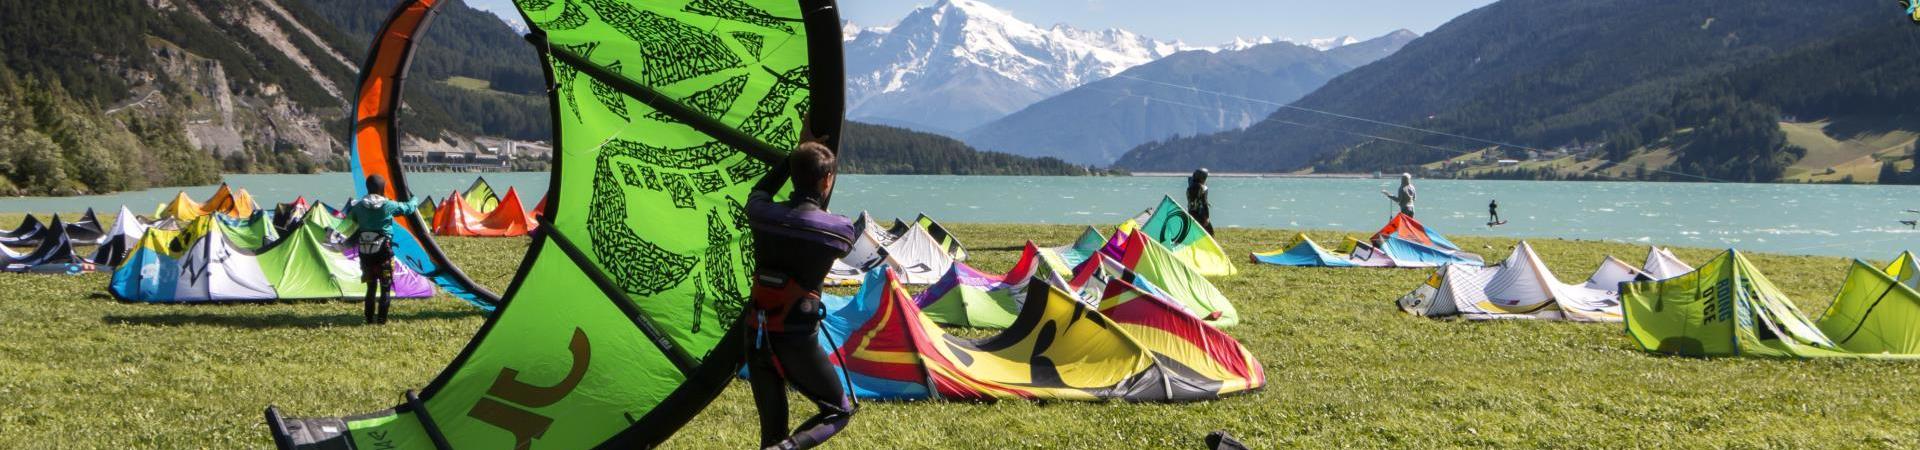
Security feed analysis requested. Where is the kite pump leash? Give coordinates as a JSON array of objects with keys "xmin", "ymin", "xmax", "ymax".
[{"xmin": 819, "ymin": 324, "xmax": 860, "ymax": 409}]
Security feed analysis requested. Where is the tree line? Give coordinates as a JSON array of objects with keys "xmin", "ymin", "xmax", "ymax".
[
  {"xmin": 840, "ymin": 123, "xmax": 1091, "ymax": 176},
  {"xmin": 0, "ymin": 69, "xmax": 220, "ymax": 196}
]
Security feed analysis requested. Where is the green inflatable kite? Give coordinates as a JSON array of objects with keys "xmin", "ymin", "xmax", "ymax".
[
  {"xmin": 1624, "ymin": 250, "xmax": 1920, "ymax": 359},
  {"xmin": 265, "ymin": 0, "xmax": 847, "ymax": 447}
]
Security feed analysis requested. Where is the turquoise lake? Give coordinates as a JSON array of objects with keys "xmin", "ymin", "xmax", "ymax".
[{"xmin": 1, "ymin": 173, "xmax": 1915, "ymax": 260}]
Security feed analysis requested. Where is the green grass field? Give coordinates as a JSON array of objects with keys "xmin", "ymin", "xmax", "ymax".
[
  {"xmin": 443, "ymin": 76, "xmax": 494, "ymax": 92},
  {"xmin": 5, "ymin": 220, "xmax": 1920, "ymax": 448}
]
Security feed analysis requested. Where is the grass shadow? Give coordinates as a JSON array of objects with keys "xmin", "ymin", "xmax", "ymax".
[{"xmin": 102, "ymin": 309, "xmax": 480, "ymax": 329}]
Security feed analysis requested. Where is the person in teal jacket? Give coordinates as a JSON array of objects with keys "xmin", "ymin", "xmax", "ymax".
[{"xmin": 346, "ymin": 175, "xmax": 416, "ymax": 325}]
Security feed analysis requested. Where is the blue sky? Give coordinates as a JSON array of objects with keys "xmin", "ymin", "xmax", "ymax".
[{"xmin": 470, "ymin": 0, "xmax": 1498, "ymax": 45}]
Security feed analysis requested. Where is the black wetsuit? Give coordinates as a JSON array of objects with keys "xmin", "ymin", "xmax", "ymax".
[
  {"xmin": 744, "ymin": 163, "xmax": 856, "ymax": 450},
  {"xmin": 1489, "ymin": 200, "xmax": 1501, "ymax": 224},
  {"xmin": 1187, "ymin": 181, "xmax": 1214, "ymax": 234}
]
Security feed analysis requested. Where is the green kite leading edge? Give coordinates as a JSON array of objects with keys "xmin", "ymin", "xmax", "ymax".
[{"xmin": 265, "ymin": 0, "xmax": 846, "ymax": 447}]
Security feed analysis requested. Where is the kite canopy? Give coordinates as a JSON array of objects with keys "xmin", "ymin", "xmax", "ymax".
[
  {"xmin": 155, "ymin": 192, "xmax": 204, "ymax": 222},
  {"xmin": 2, "ymin": 220, "xmax": 93, "ymax": 274},
  {"xmin": 887, "ymin": 222, "xmax": 958, "ymax": 285},
  {"xmin": 214, "ymin": 211, "xmax": 281, "ymax": 252},
  {"xmin": 1373, "ymin": 214, "xmax": 1483, "ymax": 266},
  {"xmin": 0, "ymin": 213, "xmax": 45, "ymax": 242},
  {"xmin": 90, "ymin": 206, "xmax": 150, "ymax": 267},
  {"xmin": 1251, "ymin": 235, "xmax": 1374, "ymax": 267},
  {"xmin": 1816, "ymin": 252, "xmax": 1920, "ymax": 354},
  {"xmin": 108, "ymin": 213, "xmax": 425, "ymax": 302},
  {"xmin": 0, "ymin": 214, "xmax": 55, "ymax": 247},
  {"xmin": 1623, "ymin": 250, "xmax": 1920, "ymax": 359},
  {"xmin": 65, "ymin": 208, "xmax": 106, "ymax": 244},
  {"xmin": 257, "ymin": 211, "xmax": 433, "ymax": 300},
  {"xmin": 1396, "ymin": 241, "xmax": 1624, "ymax": 322},
  {"xmin": 1137, "ymin": 196, "xmax": 1237, "ymax": 277},
  {"xmin": 1, "ymin": 209, "xmax": 112, "ymax": 248},
  {"xmin": 820, "ymin": 268, "xmax": 1263, "ymax": 401},
  {"xmin": 1642, "ymin": 246, "xmax": 1693, "ymax": 280},
  {"xmin": 830, "ymin": 213, "xmax": 972, "ymax": 285},
  {"xmin": 415, "ymin": 195, "xmax": 437, "ymax": 230},
  {"xmin": 267, "ymin": 0, "xmax": 847, "ymax": 448},
  {"xmin": 112, "ymin": 217, "xmax": 275, "ymax": 302},
  {"xmin": 332, "ymin": 4, "xmax": 506, "ymax": 309},
  {"xmin": 1111, "ymin": 231, "xmax": 1239, "ymax": 326},
  {"xmin": 915, "ymin": 261, "xmax": 1022, "ymax": 328},
  {"xmin": 913, "ymin": 242, "xmax": 1065, "ymax": 329},
  {"xmin": 891, "ymin": 214, "xmax": 968, "ymax": 261},
  {"xmin": 432, "ymin": 187, "xmax": 534, "ymax": 237},
  {"xmin": 1050, "ymin": 226, "xmax": 1108, "ymax": 269},
  {"xmin": 463, "ymin": 177, "xmax": 501, "ymax": 214},
  {"xmin": 1375, "ymin": 213, "xmax": 1459, "ymax": 250},
  {"xmin": 200, "ymin": 184, "xmax": 259, "ymax": 218}
]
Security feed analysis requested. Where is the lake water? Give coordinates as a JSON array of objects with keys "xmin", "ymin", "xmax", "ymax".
[{"xmin": 2, "ymin": 173, "xmax": 1916, "ymax": 259}]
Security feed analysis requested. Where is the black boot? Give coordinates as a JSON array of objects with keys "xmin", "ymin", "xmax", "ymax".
[{"xmin": 1206, "ymin": 431, "xmax": 1248, "ymax": 450}]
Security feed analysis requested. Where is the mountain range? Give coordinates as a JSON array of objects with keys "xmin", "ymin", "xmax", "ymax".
[
  {"xmin": 1113, "ymin": 0, "xmax": 1891, "ymax": 177},
  {"xmin": 963, "ymin": 30, "xmax": 1417, "ymax": 166},
  {"xmin": 0, "ymin": 0, "xmax": 1121, "ymax": 195},
  {"xmin": 840, "ymin": 0, "xmax": 1378, "ymax": 136}
]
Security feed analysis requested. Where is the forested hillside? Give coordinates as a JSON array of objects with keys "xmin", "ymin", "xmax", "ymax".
[
  {"xmin": 295, "ymin": 0, "xmax": 550, "ymax": 141},
  {"xmin": 1115, "ymin": 0, "xmax": 1884, "ymax": 182},
  {"xmin": 842, "ymin": 123, "xmax": 1090, "ymax": 176},
  {"xmin": 1448, "ymin": 12, "xmax": 1920, "ymax": 183},
  {"xmin": 0, "ymin": 0, "xmax": 550, "ymax": 195}
]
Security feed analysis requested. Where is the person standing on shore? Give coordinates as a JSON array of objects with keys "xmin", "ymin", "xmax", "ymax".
[
  {"xmin": 345, "ymin": 175, "xmax": 416, "ymax": 325},
  {"xmin": 745, "ymin": 141, "xmax": 858, "ymax": 450},
  {"xmin": 1187, "ymin": 168, "xmax": 1214, "ymax": 234},
  {"xmin": 1382, "ymin": 173, "xmax": 1417, "ymax": 217}
]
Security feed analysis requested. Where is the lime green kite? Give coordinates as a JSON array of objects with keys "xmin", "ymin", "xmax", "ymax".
[
  {"xmin": 265, "ymin": 0, "xmax": 848, "ymax": 447},
  {"xmin": 1624, "ymin": 250, "xmax": 1920, "ymax": 359}
]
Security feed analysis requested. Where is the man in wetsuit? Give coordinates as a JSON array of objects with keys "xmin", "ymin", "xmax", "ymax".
[
  {"xmin": 745, "ymin": 141, "xmax": 857, "ymax": 450},
  {"xmin": 1381, "ymin": 173, "xmax": 1417, "ymax": 217},
  {"xmin": 345, "ymin": 175, "xmax": 416, "ymax": 325},
  {"xmin": 1488, "ymin": 198, "xmax": 1502, "ymax": 225},
  {"xmin": 1187, "ymin": 168, "xmax": 1214, "ymax": 234}
]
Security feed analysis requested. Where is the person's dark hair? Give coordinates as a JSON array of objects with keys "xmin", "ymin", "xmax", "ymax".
[
  {"xmin": 789, "ymin": 142, "xmax": 835, "ymax": 196},
  {"xmin": 366, "ymin": 175, "xmax": 388, "ymax": 195}
]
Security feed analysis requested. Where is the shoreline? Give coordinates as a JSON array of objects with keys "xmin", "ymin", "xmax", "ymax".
[{"xmin": 1129, "ymin": 171, "xmax": 1376, "ymax": 179}]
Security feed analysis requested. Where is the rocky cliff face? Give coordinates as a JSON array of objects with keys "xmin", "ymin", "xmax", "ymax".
[
  {"xmin": 94, "ymin": 0, "xmax": 547, "ymax": 170},
  {"xmin": 117, "ymin": 0, "xmax": 351, "ymax": 160}
]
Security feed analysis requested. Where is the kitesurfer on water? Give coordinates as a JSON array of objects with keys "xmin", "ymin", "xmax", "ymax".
[
  {"xmin": 745, "ymin": 140, "xmax": 857, "ymax": 450},
  {"xmin": 1488, "ymin": 199, "xmax": 1502, "ymax": 226},
  {"xmin": 1188, "ymin": 168, "xmax": 1215, "ymax": 234},
  {"xmin": 1382, "ymin": 173, "xmax": 1417, "ymax": 217},
  {"xmin": 346, "ymin": 175, "xmax": 416, "ymax": 325}
]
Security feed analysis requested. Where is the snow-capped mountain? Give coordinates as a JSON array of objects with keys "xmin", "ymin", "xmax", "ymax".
[
  {"xmin": 1219, "ymin": 35, "xmax": 1361, "ymax": 52},
  {"xmin": 1303, "ymin": 36, "xmax": 1362, "ymax": 51},
  {"xmin": 465, "ymin": 0, "xmax": 529, "ymax": 34},
  {"xmin": 844, "ymin": 0, "xmax": 1201, "ymax": 133},
  {"xmin": 964, "ymin": 30, "xmax": 1418, "ymax": 166}
]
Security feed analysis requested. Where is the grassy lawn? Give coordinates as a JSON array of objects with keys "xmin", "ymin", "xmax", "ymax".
[
  {"xmin": 1780, "ymin": 119, "xmax": 1919, "ymax": 184},
  {"xmin": 4, "ymin": 219, "xmax": 1920, "ymax": 448},
  {"xmin": 443, "ymin": 76, "xmax": 493, "ymax": 92}
]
